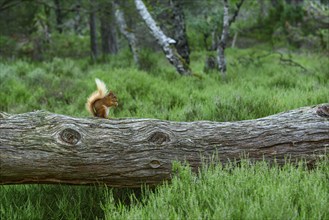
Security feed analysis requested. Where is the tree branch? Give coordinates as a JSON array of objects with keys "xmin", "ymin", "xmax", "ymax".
[{"xmin": 229, "ymin": 0, "xmax": 245, "ymax": 26}]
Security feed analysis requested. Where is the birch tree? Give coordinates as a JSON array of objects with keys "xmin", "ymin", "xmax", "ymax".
[
  {"xmin": 217, "ymin": 0, "xmax": 245, "ymax": 78},
  {"xmin": 217, "ymin": 0, "xmax": 230, "ymax": 77},
  {"xmin": 113, "ymin": 1, "xmax": 140, "ymax": 66},
  {"xmin": 134, "ymin": 0, "xmax": 191, "ymax": 75}
]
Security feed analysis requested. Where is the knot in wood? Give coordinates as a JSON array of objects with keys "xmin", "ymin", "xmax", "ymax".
[
  {"xmin": 60, "ymin": 128, "xmax": 81, "ymax": 145},
  {"xmin": 148, "ymin": 131, "xmax": 170, "ymax": 144},
  {"xmin": 316, "ymin": 105, "xmax": 329, "ymax": 118},
  {"xmin": 149, "ymin": 160, "xmax": 161, "ymax": 168}
]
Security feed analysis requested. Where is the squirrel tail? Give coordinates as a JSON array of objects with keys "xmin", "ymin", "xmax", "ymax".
[{"xmin": 86, "ymin": 78, "xmax": 108, "ymax": 115}]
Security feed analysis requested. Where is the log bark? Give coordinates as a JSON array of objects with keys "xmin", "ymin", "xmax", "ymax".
[
  {"xmin": 134, "ymin": 0, "xmax": 191, "ymax": 75},
  {"xmin": 0, "ymin": 104, "xmax": 328, "ymax": 188}
]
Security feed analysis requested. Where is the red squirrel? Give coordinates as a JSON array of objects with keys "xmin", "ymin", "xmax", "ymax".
[{"xmin": 86, "ymin": 78, "xmax": 118, "ymax": 118}]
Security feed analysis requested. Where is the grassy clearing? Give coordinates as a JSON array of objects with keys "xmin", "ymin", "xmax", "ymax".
[
  {"xmin": 1, "ymin": 48, "xmax": 328, "ymax": 122},
  {"xmin": 0, "ymin": 48, "xmax": 328, "ymax": 219}
]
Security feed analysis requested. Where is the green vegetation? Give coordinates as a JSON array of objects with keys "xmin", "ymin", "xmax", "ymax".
[
  {"xmin": 1, "ymin": 47, "xmax": 328, "ymax": 219},
  {"xmin": 1, "ymin": 48, "xmax": 328, "ymax": 121},
  {"xmin": 1, "ymin": 159, "xmax": 328, "ymax": 219},
  {"xmin": 101, "ymin": 160, "xmax": 329, "ymax": 219}
]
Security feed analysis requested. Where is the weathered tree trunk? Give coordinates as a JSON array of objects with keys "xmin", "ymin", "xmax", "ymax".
[
  {"xmin": 169, "ymin": 0, "xmax": 190, "ymax": 64},
  {"xmin": 113, "ymin": 2, "xmax": 140, "ymax": 66},
  {"xmin": 134, "ymin": 0, "xmax": 191, "ymax": 75},
  {"xmin": 217, "ymin": 0, "xmax": 229, "ymax": 77},
  {"xmin": 89, "ymin": 0, "xmax": 98, "ymax": 61},
  {"xmin": 1, "ymin": 104, "xmax": 328, "ymax": 188},
  {"xmin": 217, "ymin": 0, "xmax": 245, "ymax": 78},
  {"xmin": 54, "ymin": 0, "xmax": 63, "ymax": 33},
  {"xmin": 100, "ymin": 4, "xmax": 118, "ymax": 55}
]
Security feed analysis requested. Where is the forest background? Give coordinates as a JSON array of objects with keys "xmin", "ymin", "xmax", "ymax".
[{"xmin": 0, "ymin": 0, "xmax": 328, "ymax": 219}]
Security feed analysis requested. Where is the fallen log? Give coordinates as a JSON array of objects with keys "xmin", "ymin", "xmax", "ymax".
[{"xmin": 0, "ymin": 104, "xmax": 328, "ymax": 187}]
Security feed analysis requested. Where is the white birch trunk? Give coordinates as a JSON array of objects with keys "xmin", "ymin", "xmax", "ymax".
[
  {"xmin": 134, "ymin": 0, "xmax": 191, "ymax": 75},
  {"xmin": 113, "ymin": 2, "xmax": 140, "ymax": 66},
  {"xmin": 217, "ymin": 0, "xmax": 229, "ymax": 78},
  {"xmin": 231, "ymin": 32, "xmax": 238, "ymax": 48}
]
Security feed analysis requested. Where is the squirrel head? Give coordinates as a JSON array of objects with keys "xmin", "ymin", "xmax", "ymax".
[{"xmin": 105, "ymin": 91, "xmax": 118, "ymax": 107}]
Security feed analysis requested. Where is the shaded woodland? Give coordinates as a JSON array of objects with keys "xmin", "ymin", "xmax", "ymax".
[{"xmin": 1, "ymin": 0, "xmax": 328, "ymax": 74}]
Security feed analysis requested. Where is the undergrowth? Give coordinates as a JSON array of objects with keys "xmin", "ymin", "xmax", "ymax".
[
  {"xmin": 1, "ymin": 159, "xmax": 328, "ymax": 219},
  {"xmin": 0, "ymin": 48, "xmax": 328, "ymax": 121}
]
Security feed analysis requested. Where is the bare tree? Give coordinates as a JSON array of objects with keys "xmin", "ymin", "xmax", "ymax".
[
  {"xmin": 113, "ymin": 1, "xmax": 140, "ymax": 66},
  {"xmin": 217, "ymin": 0, "xmax": 245, "ymax": 78},
  {"xmin": 134, "ymin": 0, "xmax": 191, "ymax": 75},
  {"xmin": 217, "ymin": 0, "xmax": 230, "ymax": 77}
]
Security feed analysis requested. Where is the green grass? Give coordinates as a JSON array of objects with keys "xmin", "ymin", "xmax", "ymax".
[
  {"xmin": 0, "ymin": 185, "xmax": 105, "ymax": 219},
  {"xmin": 1, "ymin": 159, "xmax": 328, "ymax": 219},
  {"xmin": 102, "ymin": 159, "xmax": 329, "ymax": 220},
  {"xmin": 0, "ymin": 47, "xmax": 328, "ymax": 219},
  {"xmin": 1, "ymin": 48, "xmax": 328, "ymax": 121}
]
